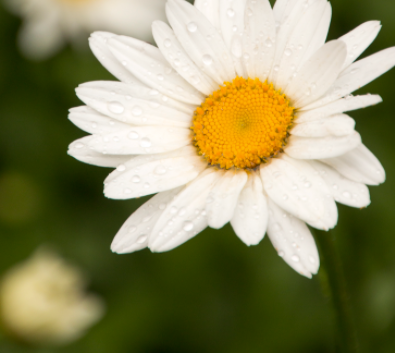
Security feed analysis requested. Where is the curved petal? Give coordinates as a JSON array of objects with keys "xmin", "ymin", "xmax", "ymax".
[
  {"xmin": 68, "ymin": 106, "xmax": 130, "ymax": 135},
  {"xmin": 304, "ymin": 47, "xmax": 395, "ymax": 110},
  {"xmin": 111, "ymin": 187, "xmax": 183, "ymax": 254},
  {"xmin": 230, "ymin": 173, "xmax": 268, "ymax": 246},
  {"xmin": 85, "ymin": 126, "xmax": 191, "ymax": 155},
  {"xmin": 104, "ymin": 146, "xmax": 207, "ymax": 199},
  {"xmin": 309, "ymin": 161, "xmax": 370, "ymax": 208},
  {"xmin": 149, "ymin": 168, "xmax": 223, "ymax": 252},
  {"xmin": 242, "ymin": 0, "xmax": 276, "ymax": 82},
  {"xmin": 68, "ymin": 136, "xmax": 132, "ymax": 167},
  {"xmin": 320, "ymin": 143, "xmax": 385, "ymax": 185},
  {"xmin": 76, "ymin": 81, "xmax": 192, "ymax": 128},
  {"xmin": 291, "ymin": 114, "xmax": 355, "ymax": 137},
  {"xmin": 206, "ymin": 170, "xmax": 248, "ymax": 229},
  {"xmin": 296, "ymin": 94, "xmax": 382, "ymax": 122},
  {"xmin": 260, "ymin": 157, "xmax": 337, "ymax": 230},
  {"xmin": 194, "ymin": 0, "xmax": 221, "ymax": 31},
  {"xmin": 285, "ymin": 40, "xmax": 347, "ymax": 108},
  {"xmin": 107, "ymin": 35, "xmax": 204, "ymax": 105},
  {"xmin": 267, "ymin": 198, "xmax": 320, "ymax": 278},
  {"xmin": 285, "ymin": 131, "xmax": 361, "ymax": 159},
  {"xmin": 274, "ymin": 0, "xmax": 331, "ymax": 90},
  {"xmin": 219, "ymin": 0, "xmax": 247, "ymax": 77},
  {"xmin": 339, "ymin": 21, "xmax": 382, "ymax": 70},
  {"xmin": 152, "ymin": 21, "xmax": 217, "ymax": 95},
  {"xmin": 89, "ymin": 32, "xmax": 144, "ymax": 85},
  {"xmin": 166, "ymin": 0, "xmax": 236, "ymax": 85}
]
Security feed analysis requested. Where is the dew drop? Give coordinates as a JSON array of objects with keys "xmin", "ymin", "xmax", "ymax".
[
  {"xmin": 157, "ymin": 74, "xmax": 164, "ymax": 81},
  {"xmin": 128, "ymin": 131, "xmax": 139, "ymax": 140},
  {"xmin": 278, "ymin": 251, "xmax": 285, "ymax": 257},
  {"xmin": 342, "ymin": 191, "xmax": 351, "ymax": 198},
  {"xmin": 264, "ymin": 39, "xmax": 273, "ymax": 48},
  {"xmin": 132, "ymin": 106, "xmax": 143, "ymax": 116},
  {"xmin": 128, "ymin": 226, "xmax": 137, "ymax": 233},
  {"xmin": 159, "ymin": 203, "xmax": 166, "ymax": 210},
  {"xmin": 170, "ymin": 206, "xmax": 178, "ymax": 214},
  {"xmin": 140, "ymin": 137, "xmax": 152, "ymax": 148},
  {"xmin": 202, "ymin": 54, "xmax": 213, "ymax": 66},
  {"xmin": 304, "ymin": 182, "xmax": 311, "ymax": 188},
  {"xmin": 143, "ymin": 183, "xmax": 150, "ymax": 189},
  {"xmin": 137, "ymin": 235, "xmax": 147, "ymax": 244},
  {"xmin": 284, "ymin": 48, "xmax": 292, "ymax": 56},
  {"xmin": 291, "ymin": 255, "xmax": 300, "ymax": 262},
  {"xmin": 183, "ymin": 221, "xmax": 194, "ymax": 232},
  {"xmin": 164, "ymin": 39, "xmax": 172, "ymax": 48},
  {"xmin": 75, "ymin": 143, "xmax": 84, "ymax": 149},
  {"xmin": 187, "ymin": 22, "xmax": 198, "ymax": 32},
  {"xmin": 124, "ymin": 188, "xmax": 131, "ymax": 194},
  {"xmin": 117, "ymin": 164, "xmax": 126, "ymax": 172},
  {"xmin": 108, "ymin": 101, "xmax": 125, "ymax": 114},
  {"xmin": 273, "ymin": 65, "xmax": 280, "ymax": 72},
  {"xmin": 227, "ymin": 8, "xmax": 235, "ymax": 18},
  {"xmin": 155, "ymin": 165, "xmax": 167, "ymax": 175},
  {"xmin": 132, "ymin": 175, "xmax": 141, "ymax": 183},
  {"xmin": 309, "ymin": 256, "xmax": 316, "ymax": 264}
]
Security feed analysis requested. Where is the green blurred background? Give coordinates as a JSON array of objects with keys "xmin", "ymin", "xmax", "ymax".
[{"xmin": 0, "ymin": 0, "xmax": 394, "ymax": 352}]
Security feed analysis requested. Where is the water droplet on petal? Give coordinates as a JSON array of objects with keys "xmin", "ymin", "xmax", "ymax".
[
  {"xmin": 183, "ymin": 221, "xmax": 194, "ymax": 232},
  {"xmin": 202, "ymin": 54, "xmax": 213, "ymax": 66},
  {"xmin": 284, "ymin": 48, "xmax": 292, "ymax": 56},
  {"xmin": 227, "ymin": 8, "xmax": 235, "ymax": 18},
  {"xmin": 75, "ymin": 143, "xmax": 84, "ymax": 149},
  {"xmin": 278, "ymin": 251, "xmax": 285, "ymax": 257},
  {"xmin": 137, "ymin": 235, "xmax": 147, "ymax": 244},
  {"xmin": 140, "ymin": 137, "xmax": 152, "ymax": 148},
  {"xmin": 291, "ymin": 255, "xmax": 300, "ymax": 262},
  {"xmin": 132, "ymin": 175, "xmax": 141, "ymax": 183},
  {"xmin": 342, "ymin": 191, "xmax": 351, "ymax": 198},
  {"xmin": 108, "ymin": 101, "xmax": 125, "ymax": 114},
  {"xmin": 164, "ymin": 39, "xmax": 172, "ymax": 48},
  {"xmin": 155, "ymin": 165, "xmax": 167, "ymax": 175},
  {"xmin": 117, "ymin": 164, "xmax": 126, "ymax": 172},
  {"xmin": 132, "ymin": 106, "xmax": 143, "ymax": 116},
  {"xmin": 187, "ymin": 22, "xmax": 198, "ymax": 32}
]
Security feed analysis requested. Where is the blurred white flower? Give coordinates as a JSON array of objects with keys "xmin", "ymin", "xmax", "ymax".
[
  {"xmin": 0, "ymin": 248, "xmax": 104, "ymax": 346},
  {"xmin": 4, "ymin": 0, "xmax": 166, "ymax": 59}
]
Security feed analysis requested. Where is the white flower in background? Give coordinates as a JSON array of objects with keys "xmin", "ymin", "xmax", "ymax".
[
  {"xmin": 4, "ymin": 0, "xmax": 167, "ymax": 60},
  {"xmin": 68, "ymin": 0, "xmax": 394, "ymax": 278},
  {"xmin": 0, "ymin": 248, "xmax": 104, "ymax": 346}
]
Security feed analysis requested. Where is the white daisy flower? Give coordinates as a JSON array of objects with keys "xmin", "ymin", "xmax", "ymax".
[
  {"xmin": 4, "ymin": 0, "xmax": 166, "ymax": 60},
  {"xmin": 68, "ymin": 0, "xmax": 394, "ymax": 278}
]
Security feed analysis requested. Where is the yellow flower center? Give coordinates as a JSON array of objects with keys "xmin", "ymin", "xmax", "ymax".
[{"xmin": 191, "ymin": 77, "xmax": 295, "ymax": 170}]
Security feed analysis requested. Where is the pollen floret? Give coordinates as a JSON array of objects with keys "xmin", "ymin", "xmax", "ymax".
[{"xmin": 191, "ymin": 77, "xmax": 294, "ymax": 169}]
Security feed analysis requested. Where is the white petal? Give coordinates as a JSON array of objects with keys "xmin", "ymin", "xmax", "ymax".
[
  {"xmin": 291, "ymin": 114, "xmax": 355, "ymax": 137},
  {"xmin": 286, "ymin": 131, "xmax": 361, "ymax": 159},
  {"xmin": 320, "ymin": 143, "xmax": 385, "ymax": 185},
  {"xmin": 111, "ymin": 187, "xmax": 183, "ymax": 254},
  {"xmin": 166, "ymin": 0, "xmax": 236, "ymax": 85},
  {"xmin": 86, "ymin": 126, "xmax": 191, "ymax": 155},
  {"xmin": 339, "ymin": 21, "xmax": 382, "ymax": 70},
  {"xmin": 107, "ymin": 35, "xmax": 204, "ymax": 105},
  {"xmin": 267, "ymin": 198, "xmax": 320, "ymax": 278},
  {"xmin": 78, "ymin": 79, "xmax": 195, "ymax": 116},
  {"xmin": 89, "ymin": 32, "xmax": 144, "ymax": 85},
  {"xmin": 272, "ymin": 0, "xmax": 294, "ymax": 25},
  {"xmin": 149, "ymin": 168, "xmax": 223, "ymax": 252},
  {"xmin": 206, "ymin": 170, "xmax": 248, "ymax": 229},
  {"xmin": 194, "ymin": 0, "xmax": 221, "ymax": 31},
  {"xmin": 68, "ymin": 136, "xmax": 132, "ymax": 167},
  {"xmin": 230, "ymin": 173, "xmax": 268, "ymax": 246},
  {"xmin": 274, "ymin": 0, "xmax": 331, "ymax": 90},
  {"xmin": 76, "ymin": 81, "xmax": 192, "ymax": 128},
  {"xmin": 304, "ymin": 47, "xmax": 395, "ymax": 110},
  {"xmin": 296, "ymin": 94, "xmax": 382, "ymax": 122},
  {"xmin": 219, "ymin": 0, "xmax": 247, "ymax": 77},
  {"xmin": 242, "ymin": 0, "xmax": 276, "ymax": 82},
  {"xmin": 69, "ymin": 106, "xmax": 130, "ymax": 135},
  {"xmin": 152, "ymin": 21, "xmax": 217, "ymax": 95},
  {"xmin": 309, "ymin": 161, "xmax": 370, "ymax": 208},
  {"xmin": 269, "ymin": 0, "xmax": 322, "ymax": 84},
  {"xmin": 104, "ymin": 146, "xmax": 207, "ymax": 199},
  {"xmin": 260, "ymin": 157, "xmax": 337, "ymax": 230},
  {"xmin": 285, "ymin": 40, "xmax": 347, "ymax": 108}
]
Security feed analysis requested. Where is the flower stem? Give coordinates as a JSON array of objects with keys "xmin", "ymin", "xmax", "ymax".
[{"xmin": 315, "ymin": 230, "xmax": 359, "ymax": 353}]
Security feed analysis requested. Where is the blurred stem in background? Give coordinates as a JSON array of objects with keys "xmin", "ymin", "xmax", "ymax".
[{"xmin": 316, "ymin": 231, "xmax": 359, "ymax": 353}]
